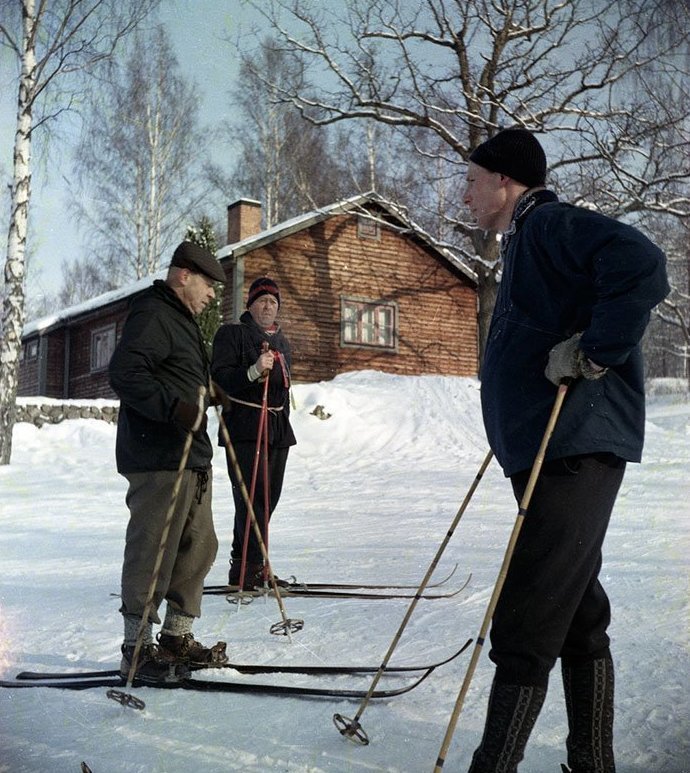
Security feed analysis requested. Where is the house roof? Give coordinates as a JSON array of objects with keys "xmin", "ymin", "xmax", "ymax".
[
  {"xmin": 23, "ymin": 192, "xmax": 475, "ymax": 337},
  {"xmin": 23, "ymin": 270, "xmax": 166, "ymax": 337},
  {"xmin": 219, "ymin": 191, "xmax": 477, "ymax": 284}
]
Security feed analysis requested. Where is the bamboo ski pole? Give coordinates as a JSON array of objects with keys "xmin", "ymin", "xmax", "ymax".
[
  {"xmin": 107, "ymin": 385, "xmax": 206, "ymax": 711},
  {"xmin": 212, "ymin": 384, "xmax": 303, "ymax": 638},
  {"xmin": 333, "ymin": 448, "xmax": 495, "ymax": 745},
  {"xmin": 432, "ymin": 380, "xmax": 570, "ymax": 772}
]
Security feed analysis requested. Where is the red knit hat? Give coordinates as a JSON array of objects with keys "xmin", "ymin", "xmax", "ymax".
[{"xmin": 247, "ymin": 277, "xmax": 280, "ymax": 308}]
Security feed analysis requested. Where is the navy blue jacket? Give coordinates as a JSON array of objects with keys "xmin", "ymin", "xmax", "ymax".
[
  {"xmin": 109, "ymin": 280, "xmax": 213, "ymax": 473},
  {"xmin": 481, "ymin": 191, "xmax": 669, "ymax": 477}
]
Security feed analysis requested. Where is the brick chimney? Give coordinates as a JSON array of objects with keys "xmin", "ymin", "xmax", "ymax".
[{"xmin": 227, "ymin": 198, "xmax": 262, "ymax": 244}]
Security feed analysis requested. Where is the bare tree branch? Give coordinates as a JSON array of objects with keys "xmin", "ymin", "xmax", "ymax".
[{"xmin": 240, "ymin": 0, "xmax": 689, "ymax": 363}]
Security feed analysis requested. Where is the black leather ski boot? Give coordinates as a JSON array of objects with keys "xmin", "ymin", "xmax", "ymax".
[
  {"xmin": 119, "ymin": 643, "xmax": 188, "ymax": 683},
  {"xmin": 157, "ymin": 632, "xmax": 228, "ymax": 667},
  {"xmin": 468, "ymin": 679, "xmax": 547, "ymax": 772},
  {"xmin": 562, "ymin": 654, "xmax": 616, "ymax": 773}
]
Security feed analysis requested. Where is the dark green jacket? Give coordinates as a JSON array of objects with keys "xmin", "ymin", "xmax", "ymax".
[
  {"xmin": 481, "ymin": 191, "xmax": 669, "ymax": 477},
  {"xmin": 211, "ymin": 311, "xmax": 296, "ymax": 448},
  {"xmin": 109, "ymin": 280, "xmax": 213, "ymax": 473}
]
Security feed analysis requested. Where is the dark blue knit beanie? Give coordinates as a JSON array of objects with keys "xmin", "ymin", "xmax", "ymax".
[{"xmin": 469, "ymin": 128, "xmax": 547, "ymax": 188}]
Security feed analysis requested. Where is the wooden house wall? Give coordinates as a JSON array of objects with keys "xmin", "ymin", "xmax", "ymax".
[
  {"xmin": 18, "ymin": 303, "xmax": 129, "ymax": 399},
  {"xmin": 65, "ymin": 306, "xmax": 127, "ymax": 399},
  {"xmin": 43, "ymin": 329, "xmax": 66, "ymax": 397},
  {"xmin": 17, "ymin": 336, "xmax": 41, "ymax": 395},
  {"xmin": 234, "ymin": 213, "xmax": 478, "ymax": 383}
]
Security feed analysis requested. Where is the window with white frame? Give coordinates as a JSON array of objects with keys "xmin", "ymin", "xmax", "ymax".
[
  {"xmin": 25, "ymin": 340, "xmax": 38, "ymax": 361},
  {"xmin": 91, "ymin": 324, "xmax": 116, "ymax": 372},
  {"xmin": 341, "ymin": 297, "xmax": 397, "ymax": 350}
]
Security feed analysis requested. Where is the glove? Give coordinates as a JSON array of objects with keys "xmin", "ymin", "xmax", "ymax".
[
  {"xmin": 173, "ymin": 399, "xmax": 208, "ymax": 434},
  {"xmin": 545, "ymin": 332, "xmax": 608, "ymax": 386}
]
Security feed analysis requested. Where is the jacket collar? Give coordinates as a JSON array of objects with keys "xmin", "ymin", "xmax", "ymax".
[
  {"xmin": 152, "ymin": 279, "xmax": 194, "ymax": 321},
  {"xmin": 500, "ymin": 188, "xmax": 559, "ymax": 259}
]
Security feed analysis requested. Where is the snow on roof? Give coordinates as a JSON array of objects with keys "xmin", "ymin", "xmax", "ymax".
[
  {"xmin": 217, "ymin": 191, "xmax": 380, "ymax": 259},
  {"xmin": 23, "ymin": 269, "xmax": 166, "ymax": 337}
]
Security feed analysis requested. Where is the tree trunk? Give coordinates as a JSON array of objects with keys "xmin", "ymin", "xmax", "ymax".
[
  {"xmin": 471, "ymin": 231, "xmax": 501, "ymax": 369},
  {"xmin": 0, "ymin": 0, "xmax": 36, "ymax": 465}
]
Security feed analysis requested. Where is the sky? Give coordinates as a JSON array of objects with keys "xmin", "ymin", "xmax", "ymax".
[
  {"xmin": 1, "ymin": 372, "xmax": 689, "ymax": 771},
  {"xmin": 0, "ymin": 1, "xmax": 266, "ymax": 313}
]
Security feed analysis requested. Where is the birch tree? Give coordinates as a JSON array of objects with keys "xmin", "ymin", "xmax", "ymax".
[
  {"xmin": 71, "ymin": 24, "xmax": 207, "ymax": 284},
  {"xmin": 209, "ymin": 39, "xmax": 351, "ymax": 228},
  {"xmin": 0, "ymin": 0, "xmax": 158, "ymax": 465},
  {"xmin": 242, "ymin": 0, "xmax": 690, "ymax": 359}
]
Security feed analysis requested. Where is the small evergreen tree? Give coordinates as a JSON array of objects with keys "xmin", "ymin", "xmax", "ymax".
[{"xmin": 184, "ymin": 217, "xmax": 223, "ymax": 352}]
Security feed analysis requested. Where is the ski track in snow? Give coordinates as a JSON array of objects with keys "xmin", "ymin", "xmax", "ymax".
[{"xmin": 0, "ymin": 373, "xmax": 688, "ymax": 772}]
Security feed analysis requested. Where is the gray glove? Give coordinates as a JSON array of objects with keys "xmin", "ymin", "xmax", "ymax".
[{"xmin": 545, "ymin": 332, "xmax": 608, "ymax": 386}]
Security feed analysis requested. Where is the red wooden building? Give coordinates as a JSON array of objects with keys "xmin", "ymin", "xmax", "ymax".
[{"xmin": 19, "ymin": 192, "xmax": 478, "ymax": 398}]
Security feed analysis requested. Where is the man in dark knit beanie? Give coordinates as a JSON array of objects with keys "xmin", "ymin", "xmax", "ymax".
[
  {"xmin": 247, "ymin": 276, "xmax": 281, "ymax": 309},
  {"xmin": 465, "ymin": 127, "xmax": 548, "ymax": 233},
  {"xmin": 460, "ymin": 129, "xmax": 668, "ymax": 772}
]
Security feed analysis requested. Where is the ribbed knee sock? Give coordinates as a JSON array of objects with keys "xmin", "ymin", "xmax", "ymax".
[{"xmin": 160, "ymin": 606, "xmax": 194, "ymax": 637}]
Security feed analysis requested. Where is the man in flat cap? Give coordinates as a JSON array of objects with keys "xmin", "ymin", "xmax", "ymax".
[{"xmin": 109, "ymin": 241, "xmax": 228, "ymax": 682}]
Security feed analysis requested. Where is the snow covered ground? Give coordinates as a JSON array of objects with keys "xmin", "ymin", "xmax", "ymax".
[{"xmin": 1, "ymin": 372, "xmax": 688, "ymax": 773}]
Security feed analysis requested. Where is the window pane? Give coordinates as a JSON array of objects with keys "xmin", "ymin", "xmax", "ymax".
[
  {"xmin": 357, "ymin": 215, "xmax": 380, "ymax": 240},
  {"xmin": 377, "ymin": 307, "xmax": 393, "ymax": 346},
  {"xmin": 91, "ymin": 326, "xmax": 116, "ymax": 371},
  {"xmin": 361, "ymin": 307, "xmax": 376, "ymax": 343},
  {"xmin": 343, "ymin": 303, "xmax": 357, "ymax": 342}
]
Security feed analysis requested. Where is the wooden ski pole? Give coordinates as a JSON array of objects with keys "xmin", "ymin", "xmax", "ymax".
[
  {"xmin": 107, "ymin": 385, "xmax": 206, "ymax": 711},
  {"xmin": 238, "ymin": 349, "xmax": 270, "ymax": 590},
  {"xmin": 432, "ymin": 380, "xmax": 570, "ymax": 772},
  {"xmin": 334, "ymin": 449, "xmax": 494, "ymax": 745},
  {"xmin": 212, "ymin": 383, "xmax": 303, "ymax": 638}
]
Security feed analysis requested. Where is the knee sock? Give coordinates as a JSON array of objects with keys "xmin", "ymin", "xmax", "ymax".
[
  {"xmin": 161, "ymin": 606, "xmax": 194, "ymax": 637},
  {"xmin": 123, "ymin": 613, "xmax": 152, "ymax": 647}
]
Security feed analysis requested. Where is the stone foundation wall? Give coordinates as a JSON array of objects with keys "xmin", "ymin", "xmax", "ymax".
[{"xmin": 16, "ymin": 403, "xmax": 119, "ymax": 427}]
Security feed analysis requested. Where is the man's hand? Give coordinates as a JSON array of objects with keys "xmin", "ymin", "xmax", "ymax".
[
  {"xmin": 545, "ymin": 332, "xmax": 608, "ymax": 386},
  {"xmin": 173, "ymin": 399, "xmax": 208, "ymax": 434},
  {"xmin": 248, "ymin": 350, "xmax": 275, "ymax": 382}
]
